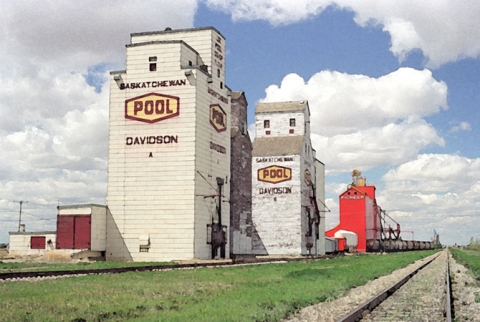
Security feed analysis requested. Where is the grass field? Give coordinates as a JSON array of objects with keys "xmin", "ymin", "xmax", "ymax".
[
  {"xmin": 1, "ymin": 251, "xmax": 437, "ymax": 322},
  {"xmin": 450, "ymin": 247, "xmax": 480, "ymax": 279}
]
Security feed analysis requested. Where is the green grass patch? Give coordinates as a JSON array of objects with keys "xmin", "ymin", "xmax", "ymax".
[
  {"xmin": 450, "ymin": 247, "xmax": 480, "ymax": 280},
  {"xmin": 475, "ymin": 292, "xmax": 480, "ymax": 303},
  {"xmin": 0, "ymin": 251, "xmax": 437, "ymax": 322}
]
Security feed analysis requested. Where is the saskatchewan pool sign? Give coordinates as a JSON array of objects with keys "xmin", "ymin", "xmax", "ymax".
[{"xmin": 125, "ymin": 93, "xmax": 180, "ymax": 123}]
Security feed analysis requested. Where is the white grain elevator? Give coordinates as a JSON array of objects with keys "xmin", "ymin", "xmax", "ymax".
[{"xmin": 107, "ymin": 27, "xmax": 231, "ymax": 262}]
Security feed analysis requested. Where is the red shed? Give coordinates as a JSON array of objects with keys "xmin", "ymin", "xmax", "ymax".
[
  {"xmin": 56, "ymin": 204, "xmax": 107, "ymax": 252},
  {"xmin": 56, "ymin": 215, "xmax": 91, "ymax": 249},
  {"xmin": 326, "ymin": 172, "xmax": 381, "ymax": 252}
]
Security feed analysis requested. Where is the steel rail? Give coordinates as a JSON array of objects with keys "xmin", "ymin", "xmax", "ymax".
[
  {"xmin": 336, "ymin": 252, "xmax": 444, "ymax": 322},
  {"xmin": 446, "ymin": 252, "xmax": 453, "ymax": 322},
  {"xmin": 0, "ymin": 255, "xmax": 327, "ymax": 281}
]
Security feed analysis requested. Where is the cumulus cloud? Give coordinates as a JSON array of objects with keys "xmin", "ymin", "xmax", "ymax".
[
  {"xmin": 449, "ymin": 121, "xmax": 471, "ymax": 133},
  {"xmin": 205, "ymin": 0, "xmax": 480, "ymax": 67},
  {"xmin": 0, "ymin": 1, "xmax": 197, "ymax": 240},
  {"xmin": 264, "ymin": 68, "xmax": 447, "ymax": 136},
  {"xmin": 0, "ymin": 1, "xmax": 197, "ymax": 75},
  {"xmin": 205, "ymin": 0, "xmax": 331, "ymax": 25},
  {"xmin": 372, "ymin": 154, "xmax": 480, "ymax": 244},
  {"xmin": 345, "ymin": 0, "xmax": 480, "ymax": 67},
  {"xmin": 311, "ymin": 118, "xmax": 444, "ymax": 173},
  {"xmin": 382, "ymin": 154, "xmax": 480, "ymax": 193},
  {"xmin": 261, "ymin": 68, "xmax": 447, "ymax": 173}
]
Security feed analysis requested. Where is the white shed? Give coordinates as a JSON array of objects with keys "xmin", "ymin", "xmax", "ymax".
[{"xmin": 8, "ymin": 231, "xmax": 56, "ymax": 256}]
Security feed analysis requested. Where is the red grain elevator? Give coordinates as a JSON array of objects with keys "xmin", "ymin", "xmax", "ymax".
[{"xmin": 326, "ymin": 171, "xmax": 381, "ymax": 252}]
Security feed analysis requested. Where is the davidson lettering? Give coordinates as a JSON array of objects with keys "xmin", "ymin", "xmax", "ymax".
[
  {"xmin": 210, "ymin": 141, "xmax": 226, "ymax": 154},
  {"xmin": 259, "ymin": 187, "xmax": 292, "ymax": 195},
  {"xmin": 120, "ymin": 79, "xmax": 186, "ymax": 90},
  {"xmin": 126, "ymin": 135, "xmax": 178, "ymax": 145}
]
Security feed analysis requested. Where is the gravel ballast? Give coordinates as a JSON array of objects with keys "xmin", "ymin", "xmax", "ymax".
[{"xmin": 286, "ymin": 250, "xmax": 480, "ymax": 322}]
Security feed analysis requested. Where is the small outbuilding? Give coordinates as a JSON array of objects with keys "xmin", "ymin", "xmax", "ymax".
[
  {"xmin": 8, "ymin": 230, "xmax": 56, "ymax": 256},
  {"xmin": 56, "ymin": 204, "xmax": 108, "ymax": 255}
]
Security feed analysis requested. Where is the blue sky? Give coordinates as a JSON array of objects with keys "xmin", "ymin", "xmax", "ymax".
[{"xmin": 1, "ymin": 1, "xmax": 479, "ymax": 246}]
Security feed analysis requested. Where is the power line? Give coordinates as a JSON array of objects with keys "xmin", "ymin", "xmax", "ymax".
[
  {"xmin": 22, "ymin": 212, "xmax": 56, "ymax": 223},
  {"xmin": 0, "ymin": 213, "xmax": 56, "ymax": 223}
]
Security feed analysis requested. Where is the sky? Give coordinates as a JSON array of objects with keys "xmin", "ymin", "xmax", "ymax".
[{"xmin": 1, "ymin": 0, "xmax": 479, "ymax": 246}]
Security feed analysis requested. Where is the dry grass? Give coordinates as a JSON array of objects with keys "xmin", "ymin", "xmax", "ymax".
[
  {"xmin": 0, "ymin": 249, "xmax": 8, "ymax": 259},
  {"xmin": 1, "ymin": 250, "xmax": 81, "ymax": 264},
  {"xmin": 41, "ymin": 250, "xmax": 75, "ymax": 262}
]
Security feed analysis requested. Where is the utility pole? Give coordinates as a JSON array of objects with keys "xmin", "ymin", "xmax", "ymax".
[{"xmin": 13, "ymin": 200, "xmax": 28, "ymax": 232}]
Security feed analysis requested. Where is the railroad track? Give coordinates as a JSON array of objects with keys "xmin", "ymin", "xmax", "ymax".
[
  {"xmin": 0, "ymin": 255, "xmax": 322, "ymax": 282},
  {"xmin": 4, "ymin": 251, "xmax": 462, "ymax": 321},
  {"xmin": 337, "ymin": 249, "xmax": 453, "ymax": 322}
]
